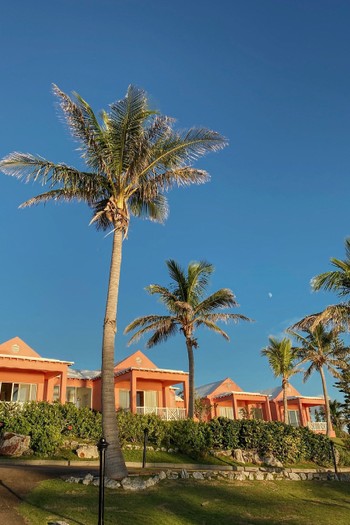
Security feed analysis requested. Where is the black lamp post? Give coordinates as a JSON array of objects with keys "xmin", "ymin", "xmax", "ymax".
[
  {"xmin": 142, "ymin": 427, "xmax": 149, "ymax": 468},
  {"xmin": 97, "ymin": 437, "xmax": 109, "ymax": 525}
]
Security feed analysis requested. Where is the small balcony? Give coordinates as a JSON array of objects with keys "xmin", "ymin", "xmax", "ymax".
[
  {"xmin": 307, "ymin": 421, "xmax": 327, "ymax": 432},
  {"xmin": 136, "ymin": 406, "xmax": 186, "ymax": 420}
]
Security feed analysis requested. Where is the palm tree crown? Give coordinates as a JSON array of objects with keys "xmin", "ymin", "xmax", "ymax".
[
  {"xmin": 0, "ymin": 85, "xmax": 227, "ymax": 478},
  {"xmin": 0, "ymin": 85, "xmax": 226, "ymax": 234},
  {"xmin": 293, "ymin": 239, "xmax": 350, "ymax": 332},
  {"xmin": 125, "ymin": 259, "xmax": 251, "ymax": 418},
  {"xmin": 312, "ymin": 238, "xmax": 350, "ymax": 297},
  {"xmin": 261, "ymin": 337, "xmax": 299, "ymax": 424}
]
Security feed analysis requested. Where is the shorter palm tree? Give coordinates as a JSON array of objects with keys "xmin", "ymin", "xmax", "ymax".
[
  {"xmin": 261, "ymin": 337, "xmax": 299, "ymax": 424},
  {"xmin": 287, "ymin": 324, "xmax": 348, "ymax": 437},
  {"xmin": 124, "ymin": 259, "xmax": 251, "ymax": 418}
]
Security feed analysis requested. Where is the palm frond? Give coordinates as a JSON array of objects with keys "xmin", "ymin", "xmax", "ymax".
[
  {"xmin": 124, "ymin": 314, "xmax": 170, "ymax": 333},
  {"xmin": 108, "ymin": 85, "xmax": 155, "ymax": 176},
  {"xmin": 166, "ymin": 260, "xmax": 188, "ymax": 301},
  {"xmin": 194, "ymin": 289, "xmax": 237, "ymax": 315},
  {"xmin": 187, "ymin": 261, "xmax": 214, "ymax": 304},
  {"xmin": 125, "ymin": 316, "xmax": 176, "ymax": 346},
  {"xmin": 142, "ymin": 167, "xmax": 210, "ymax": 192},
  {"xmin": 303, "ymin": 363, "xmax": 315, "ymax": 382},
  {"xmin": 312, "ymin": 267, "xmax": 350, "ymax": 297},
  {"xmin": 129, "ymin": 192, "xmax": 169, "ymax": 223},
  {"xmin": 139, "ymin": 128, "xmax": 228, "ymax": 177},
  {"xmin": 311, "ymin": 238, "xmax": 350, "ymax": 297},
  {"xmin": 19, "ymin": 188, "xmax": 94, "ymax": 207},
  {"xmin": 146, "ymin": 321, "xmax": 178, "ymax": 348},
  {"xmin": 144, "ymin": 115, "xmax": 175, "ymax": 144},
  {"xmin": 202, "ymin": 313, "xmax": 252, "ymax": 324},
  {"xmin": 195, "ymin": 319, "xmax": 230, "ymax": 340},
  {"xmin": 53, "ymin": 84, "xmax": 107, "ymax": 172},
  {"xmin": 286, "ymin": 329, "xmax": 309, "ymax": 345},
  {"xmin": 0, "ymin": 153, "xmax": 107, "ymax": 205},
  {"xmin": 345, "ymin": 238, "xmax": 350, "ymax": 260}
]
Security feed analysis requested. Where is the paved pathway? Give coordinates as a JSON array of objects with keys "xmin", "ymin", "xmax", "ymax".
[{"xmin": 0, "ymin": 464, "xmax": 98, "ymax": 525}]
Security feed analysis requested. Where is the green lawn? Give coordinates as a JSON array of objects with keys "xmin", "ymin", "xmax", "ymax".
[{"xmin": 20, "ymin": 477, "xmax": 350, "ymax": 525}]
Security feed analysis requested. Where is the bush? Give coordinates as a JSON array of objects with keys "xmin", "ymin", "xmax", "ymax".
[
  {"xmin": 0, "ymin": 401, "xmax": 102, "ymax": 455},
  {"xmin": 168, "ymin": 419, "xmax": 212, "ymax": 459}
]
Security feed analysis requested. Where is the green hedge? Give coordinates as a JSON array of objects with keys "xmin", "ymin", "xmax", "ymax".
[
  {"xmin": 0, "ymin": 402, "xmax": 102, "ymax": 455},
  {"xmin": 0, "ymin": 402, "xmax": 335, "ymax": 465}
]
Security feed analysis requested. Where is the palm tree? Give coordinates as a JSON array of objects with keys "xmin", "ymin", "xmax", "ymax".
[
  {"xmin": 261, "ymin": 337, "xmax": 299, "ymax": 424},
  {"xmin": 124, "ymin": 259, "xmax": 251, "ymax": 418},
  {"xmin": 293, "ymin": 239, "xmax": 350, "ymax": 332},
  {"xmin": 287, "ymin": 324, "xmax": 348, "ymax": 437},
  {"xmin": 312, "ymin": 238, "xmax": 350, "ymax": 297},
  {"xmin": 0, "ymin": 85, "xmax": 227, "ymax": 478}
]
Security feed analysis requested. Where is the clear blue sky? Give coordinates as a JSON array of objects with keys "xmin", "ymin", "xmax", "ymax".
[{"xmin": 1, "ymin": 0, "xmax": 350, "ymax": 400}]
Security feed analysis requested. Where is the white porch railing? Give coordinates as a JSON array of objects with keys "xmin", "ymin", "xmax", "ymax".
[
  {"xmin": 136, "ymin": 406, "xmax": 186, "ymax": 420},
  {"xmin": 307, "ymin": 421, "xmax": 327, "ymax": 432}
]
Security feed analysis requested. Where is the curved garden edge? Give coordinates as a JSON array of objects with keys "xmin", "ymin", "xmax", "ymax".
[{"xmin": 3, "ymin": 458, "xmax": 346, "ymax": 484}]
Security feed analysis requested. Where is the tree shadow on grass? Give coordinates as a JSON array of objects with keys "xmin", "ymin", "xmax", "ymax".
[{"xmin": 0, "ymin": 479, "xmax": 85, "ymax": 525}]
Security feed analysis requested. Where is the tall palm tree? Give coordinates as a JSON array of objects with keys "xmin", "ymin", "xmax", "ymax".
[
  {"xmin": 0, "ymin": 85, "xmax": 227, "ymax": 478},
  {"xmin": 124, "ymin": 259, "xmax": 251, "ymax": 418},
  {"xmin": 261, "ymin": 337, "xmax": 299, "ymax": 424},
  {"xmin": 287, "ymin": 324, "xmax": 347, "ymax": 437}
]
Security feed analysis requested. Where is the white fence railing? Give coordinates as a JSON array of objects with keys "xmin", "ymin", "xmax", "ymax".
[
  {"xmin": 307, "ymin": 421, "xmax": 327, "ymax": 432},
  {"xmin": 136, "ymin": 406, "xmax": 186, "ymax": 420}
]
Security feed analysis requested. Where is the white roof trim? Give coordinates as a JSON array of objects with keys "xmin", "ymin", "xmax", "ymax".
[
  {"xmin": 0, "ymin": 353, "xmax": 73, "ymax": 365},
  {"xmin": 287, "ymin": 395, "xmax": 324, "ymax": 401},
  {"xmin": 115, "ymin": 366, "xmax": 188, "ymax": 376},
  {"xmin": 214, "ymin": 390, "xmax": 267, "ymax": 399}
]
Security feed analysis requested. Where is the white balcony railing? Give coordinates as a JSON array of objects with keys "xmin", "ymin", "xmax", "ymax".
[
  {"xmin": 136, "ymin": 406, "xmax": 186, "ymax": 420},
  {"xmin": 307, "ymin": 421, "xmax": 327, "ymax": 432}
]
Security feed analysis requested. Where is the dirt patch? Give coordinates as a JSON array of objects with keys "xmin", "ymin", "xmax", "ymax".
[{"xmin": 0, "ymin": 463, "xmax": 98, "ymax": 525}]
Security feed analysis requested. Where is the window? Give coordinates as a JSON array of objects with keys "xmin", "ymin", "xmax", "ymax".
[
  {"xmin": 251, "ymin": 407, "xmax": 264, "ymax": 420},
  {"xmin": 53, "ymin": 385, "xmax": 60, "ymax": 401},
  {"xmin": 145, "ymin": 390, "xmax": 158, "ymax": 408},
  {"xmin": 219, "ymin": 406, "xmax": 234, "ymax": 419},
  {"xmin": 66, "ymin": 387, "xmax": 91, "ymax": 408},
  {"xmin": 66, "ymin": 387, "xmax": 76, "ymax": 404},
  {"xmin": 136, "ymin": 390, "xmax": 158, "ymax": 407},
  {"xmin": 0, "ymin": 382, "xmax": 37, "ymax": 402},
  {"xmin": 288, "ymin": 410, "xmax": 300, "ymax": 427},
  {"xmin": 119, "ymin": 389, "xmax": 130, "ymax": 410}
]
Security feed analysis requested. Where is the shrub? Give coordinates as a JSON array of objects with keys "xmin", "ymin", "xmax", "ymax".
[
  {"xmin": 168, "ymin": 419, "xmax": 212, "ymax": 459},
  {"xmin": 208, "ymin": 417, "xmax": 240, "ymax": 450},
  {"xmin": 0, "ymin": 402, "xmax": 337, "ymax": 465}
]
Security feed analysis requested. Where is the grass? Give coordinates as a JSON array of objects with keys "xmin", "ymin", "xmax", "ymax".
[
  {"xmin": 19, "ymin": 477, "xmax": 350, "ymax": 525},
  {"xmin": 122, "ymin": 448, "xmax": 216, "ymax": 464}
]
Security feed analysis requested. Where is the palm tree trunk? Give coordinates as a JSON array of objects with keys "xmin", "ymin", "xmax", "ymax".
[
  {"xmin": 186, "ymin": 338, "xmax": 195, "ymax": 419},
  {"xmin": 102, "ymin": 227, "xmax": 128, "ymax": 479},
  {"xmin": 319, "ymin": 365, "xmax": 333, "ymax": 438},
  {"xmin": 282, "ymin": 377, "xmax": 289, "ymax": 425}
]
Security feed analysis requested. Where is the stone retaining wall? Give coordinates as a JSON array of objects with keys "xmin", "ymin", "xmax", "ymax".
[{"xmin": 65, "ymin": 466, "xmax": 350, "ymax": 491}]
